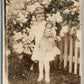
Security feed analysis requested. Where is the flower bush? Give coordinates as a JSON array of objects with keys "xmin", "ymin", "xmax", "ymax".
[
  {"xmin": 6, "ymin": 0, "xmax": 80, "ymax": 60},
  {"xmin": 6, "ymin": 0, "xmax": 80, "ymax": 56}
]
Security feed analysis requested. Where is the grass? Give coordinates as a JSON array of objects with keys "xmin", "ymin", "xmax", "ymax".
[{"xmin": 9, "ymin": 69, "xmax": 80, "ymax": 84}]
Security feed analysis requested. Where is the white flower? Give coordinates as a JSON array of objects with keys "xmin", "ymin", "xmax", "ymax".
[
  {"xmin": 26, "ymin": 27, "xmax": 29, "ymax": 30},
  {"xmin": 64, "ymin": 9, "xmax": 70, "ymax": 14},
  {"xmin": 24, "ymin": 11, "xmax": 28, "ymax": 17},
  {"xmin": 70, "ymin": 30, "xmax": 75, "ymax": 35},
  {"xmin": 71, "ymin": 11, "xmax": 75, "ymax": 15},
  {"xmin": 26, "ymin": 27, "xmax": 30, "ymax": 32},
  {"xmin": 22, "ymin": 36, "xmax": 29, "ymax": 44},
  {"xmin": 17, "ymin": 12, "xmax": 27, "ymax": 23},
  {"xmin": 32, "ymin": 16, "xmax": 36, "ymax": 21},
  {"xmin": 23, "ymin": 29, "xmax": 26, "ymax": 33},
  {"xmin": 38, "ymin": 0, "xmax": 51, "ymax": 5},
  {"xmin": 13, "ymin": 10, "xmax": 20, "ymax": 15},
  {"xmin": 10, "ymin": 0, "xmax": 24, "ymax": 10},
  {"xmin": 74, "ymin": 1, "xmax": 79, "ymax": 7},
  {"xmin": 76, "ymin": 29, "xmax": 81, "ymax": 41},
  {"xmin": 13, "ymin": 42, "xmax": 24, "ymax": 54},
  {"xmin": 20, "ymin": 23, "xmax": 23, "ymax": 27},
  {"xmin": 69, "ymin": 27, "xmax": 77, "ymax": 35},
  {"xmin": 56, "ymin": 12, "xmax": 60, "ymax": 15},
  {"xmin": 13, "ymin": 31, "xmax": 16, "ymax": 35},
  {"xmin": 54, "ymin": 12, "xmax": 63, "ymax": 23},
  {"xmin": 13, "ymin": 20, "xmax": 16, "ymax": 24},
  {"xmin": 27, "ymin": 5, "xmax": 35, "ymax": 13},
  {"xmin": 52, "ymin": 8, "xmax": 55, "ymax": 12},
  {"xmin": 71, "ymin": 8, "xmax": 77, "ymax": 12},
  {"xmin": 34, "ymin": 2, "xmax": 43, "ymax": 8},
  {"xmin": 22, "ymin": 18, "xmax": 27, "ymax": 23},
  {"xmin": 27, "ymin": 2, "xmax": 42, "ymax": 13},
  {"xmin": 14, "ymin": 32, "xmax": 23, "ymax": 41},
  {"xmin": 61, "ymin": 25, "xmax": 69, "ymax": 34}
]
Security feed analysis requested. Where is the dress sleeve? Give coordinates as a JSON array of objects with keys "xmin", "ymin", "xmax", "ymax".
[{"xmin": 52, "ymin": 28, "xmax": 57, "ymax": 39}]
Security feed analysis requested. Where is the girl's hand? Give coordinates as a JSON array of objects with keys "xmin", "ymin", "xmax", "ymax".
[
  {"xmin": 34, "ymin": 60, "xmax": 38, "ymax": 63},
  {"xmin": 56, "ymin": 36, "xmax": 61, "ymax": 41}
]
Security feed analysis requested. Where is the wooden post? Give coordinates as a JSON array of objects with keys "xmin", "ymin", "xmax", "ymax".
[
  {"xmin": 80, "ymin": 0, "xmax": 82, "ymax": 84},
  {"xmin": 69, "ymin": 37, "xmax": 73, "ymax": 73},
  {"xmin": 74, "ymin": 41, "xmax": 78, "ymax": 74},
  {"xmin": 64, "ymin": 37, "xmax": 68, "ymax": 69},
  {"xmin": 59, "ymin": 41, "xmax": 63, "ymax": 63}
]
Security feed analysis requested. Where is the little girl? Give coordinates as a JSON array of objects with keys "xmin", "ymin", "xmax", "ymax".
[
  {"xmin": 31, "ymin": 20, "xmax": 61, "ymax": 83},
  {"xmin": 30, "ymin": 7, "xmax": 46, "ymax": 61}
]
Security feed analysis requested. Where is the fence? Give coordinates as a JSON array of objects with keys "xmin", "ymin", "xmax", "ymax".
[{"xmin": 57, "ymin": 36, "xmax": 82, "ymax": 76}]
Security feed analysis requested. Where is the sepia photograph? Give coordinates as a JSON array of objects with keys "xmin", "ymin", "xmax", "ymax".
[{"xmin": 2, "ymin": 0, "xmax": 82, "ymax": 84}]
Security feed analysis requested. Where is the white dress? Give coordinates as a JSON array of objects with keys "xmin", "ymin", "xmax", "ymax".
[
  {"xmin": 30, "ymin": 21, "xmax": 46, "ymax": 60},
  {"xmin": 31, "ymin": 25, "xmax": 61, "ymax": 61},
  {"xmin": 30, "ymin": 21, "xmax": 46, "ymax": 45}
]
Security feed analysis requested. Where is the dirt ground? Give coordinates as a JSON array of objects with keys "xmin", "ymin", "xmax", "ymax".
[
  {"xmin": 8, "ymin": 55, "xmax": 81, "ymax": 84},
  {"xmin": 9, "ymin": 70, "xmax": 80, "ymax": 84}
]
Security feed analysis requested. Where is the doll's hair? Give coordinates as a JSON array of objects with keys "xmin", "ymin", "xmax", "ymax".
[
  {"xmin": 45, "ymin": 20, "xmax": 54, "ymax": 28},
  {"xmin": 56, "ymin": 22, "xmax": 62, "ymax": 35}
]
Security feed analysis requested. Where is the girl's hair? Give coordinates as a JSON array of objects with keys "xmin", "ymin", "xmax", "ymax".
[
  {"xmin": 34, "ymin": 7, "xmax": 44, "ymax": 16},
  {"xmin": 33, "ymin": 7, "xmax": 46, "ymax": 20}
]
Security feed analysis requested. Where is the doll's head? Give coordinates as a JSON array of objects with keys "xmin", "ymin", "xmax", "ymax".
[
  {"xmin": 34, "ymin": 7, "xmax": 45, "ymax": 22},
  {"xmin": 44, "ymin": 21, "xmax": 54, "ymax": 38},
  {"xmin": 45, "ymin": 20, "xmax": 54, "ymax": 29},
  {"xmin": 23, "ymin": 29, "xmax": 26, "ymax": 33}
]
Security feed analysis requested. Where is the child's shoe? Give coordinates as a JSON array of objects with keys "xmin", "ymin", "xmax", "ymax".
[
  {"xmin": 45, "ymin": 76, "xmax": 50, "ymax": 83},
  {"xmin": 37, "ymin": 75, "xmax": 43, "ymax": 82}
]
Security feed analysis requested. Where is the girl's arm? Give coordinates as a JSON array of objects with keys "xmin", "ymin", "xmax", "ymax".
[{"xmin": 49, "ymin": 28, "xmax": 57, "ymax": 39}]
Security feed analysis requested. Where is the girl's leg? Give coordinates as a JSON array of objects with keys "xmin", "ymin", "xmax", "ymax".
[
  {"xmin": 38, "ymin": 61, "xmax": 43, "ymax": 81},
  {"xmin": 44, "ymin": 60, "xmax": 50, "ymax": 83}
]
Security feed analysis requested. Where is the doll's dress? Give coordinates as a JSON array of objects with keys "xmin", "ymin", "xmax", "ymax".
[{"xmin": 31, "ymin": 27, "xmax": 61, "ymax": 61}]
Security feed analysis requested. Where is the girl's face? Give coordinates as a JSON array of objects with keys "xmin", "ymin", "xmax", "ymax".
[{"xmin": 36, "ymin": 14, "xmax": 44, "ymax": 22}]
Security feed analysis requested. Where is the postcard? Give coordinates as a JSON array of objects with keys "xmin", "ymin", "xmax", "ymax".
[{"xmin": 2, "ymin": 0, "xmax": 83, "ymax": 84}]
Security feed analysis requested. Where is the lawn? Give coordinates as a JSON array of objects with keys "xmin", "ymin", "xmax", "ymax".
[{"xmin": 9, "ymin": 66, "xmax": 80, "ymax": 84}]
